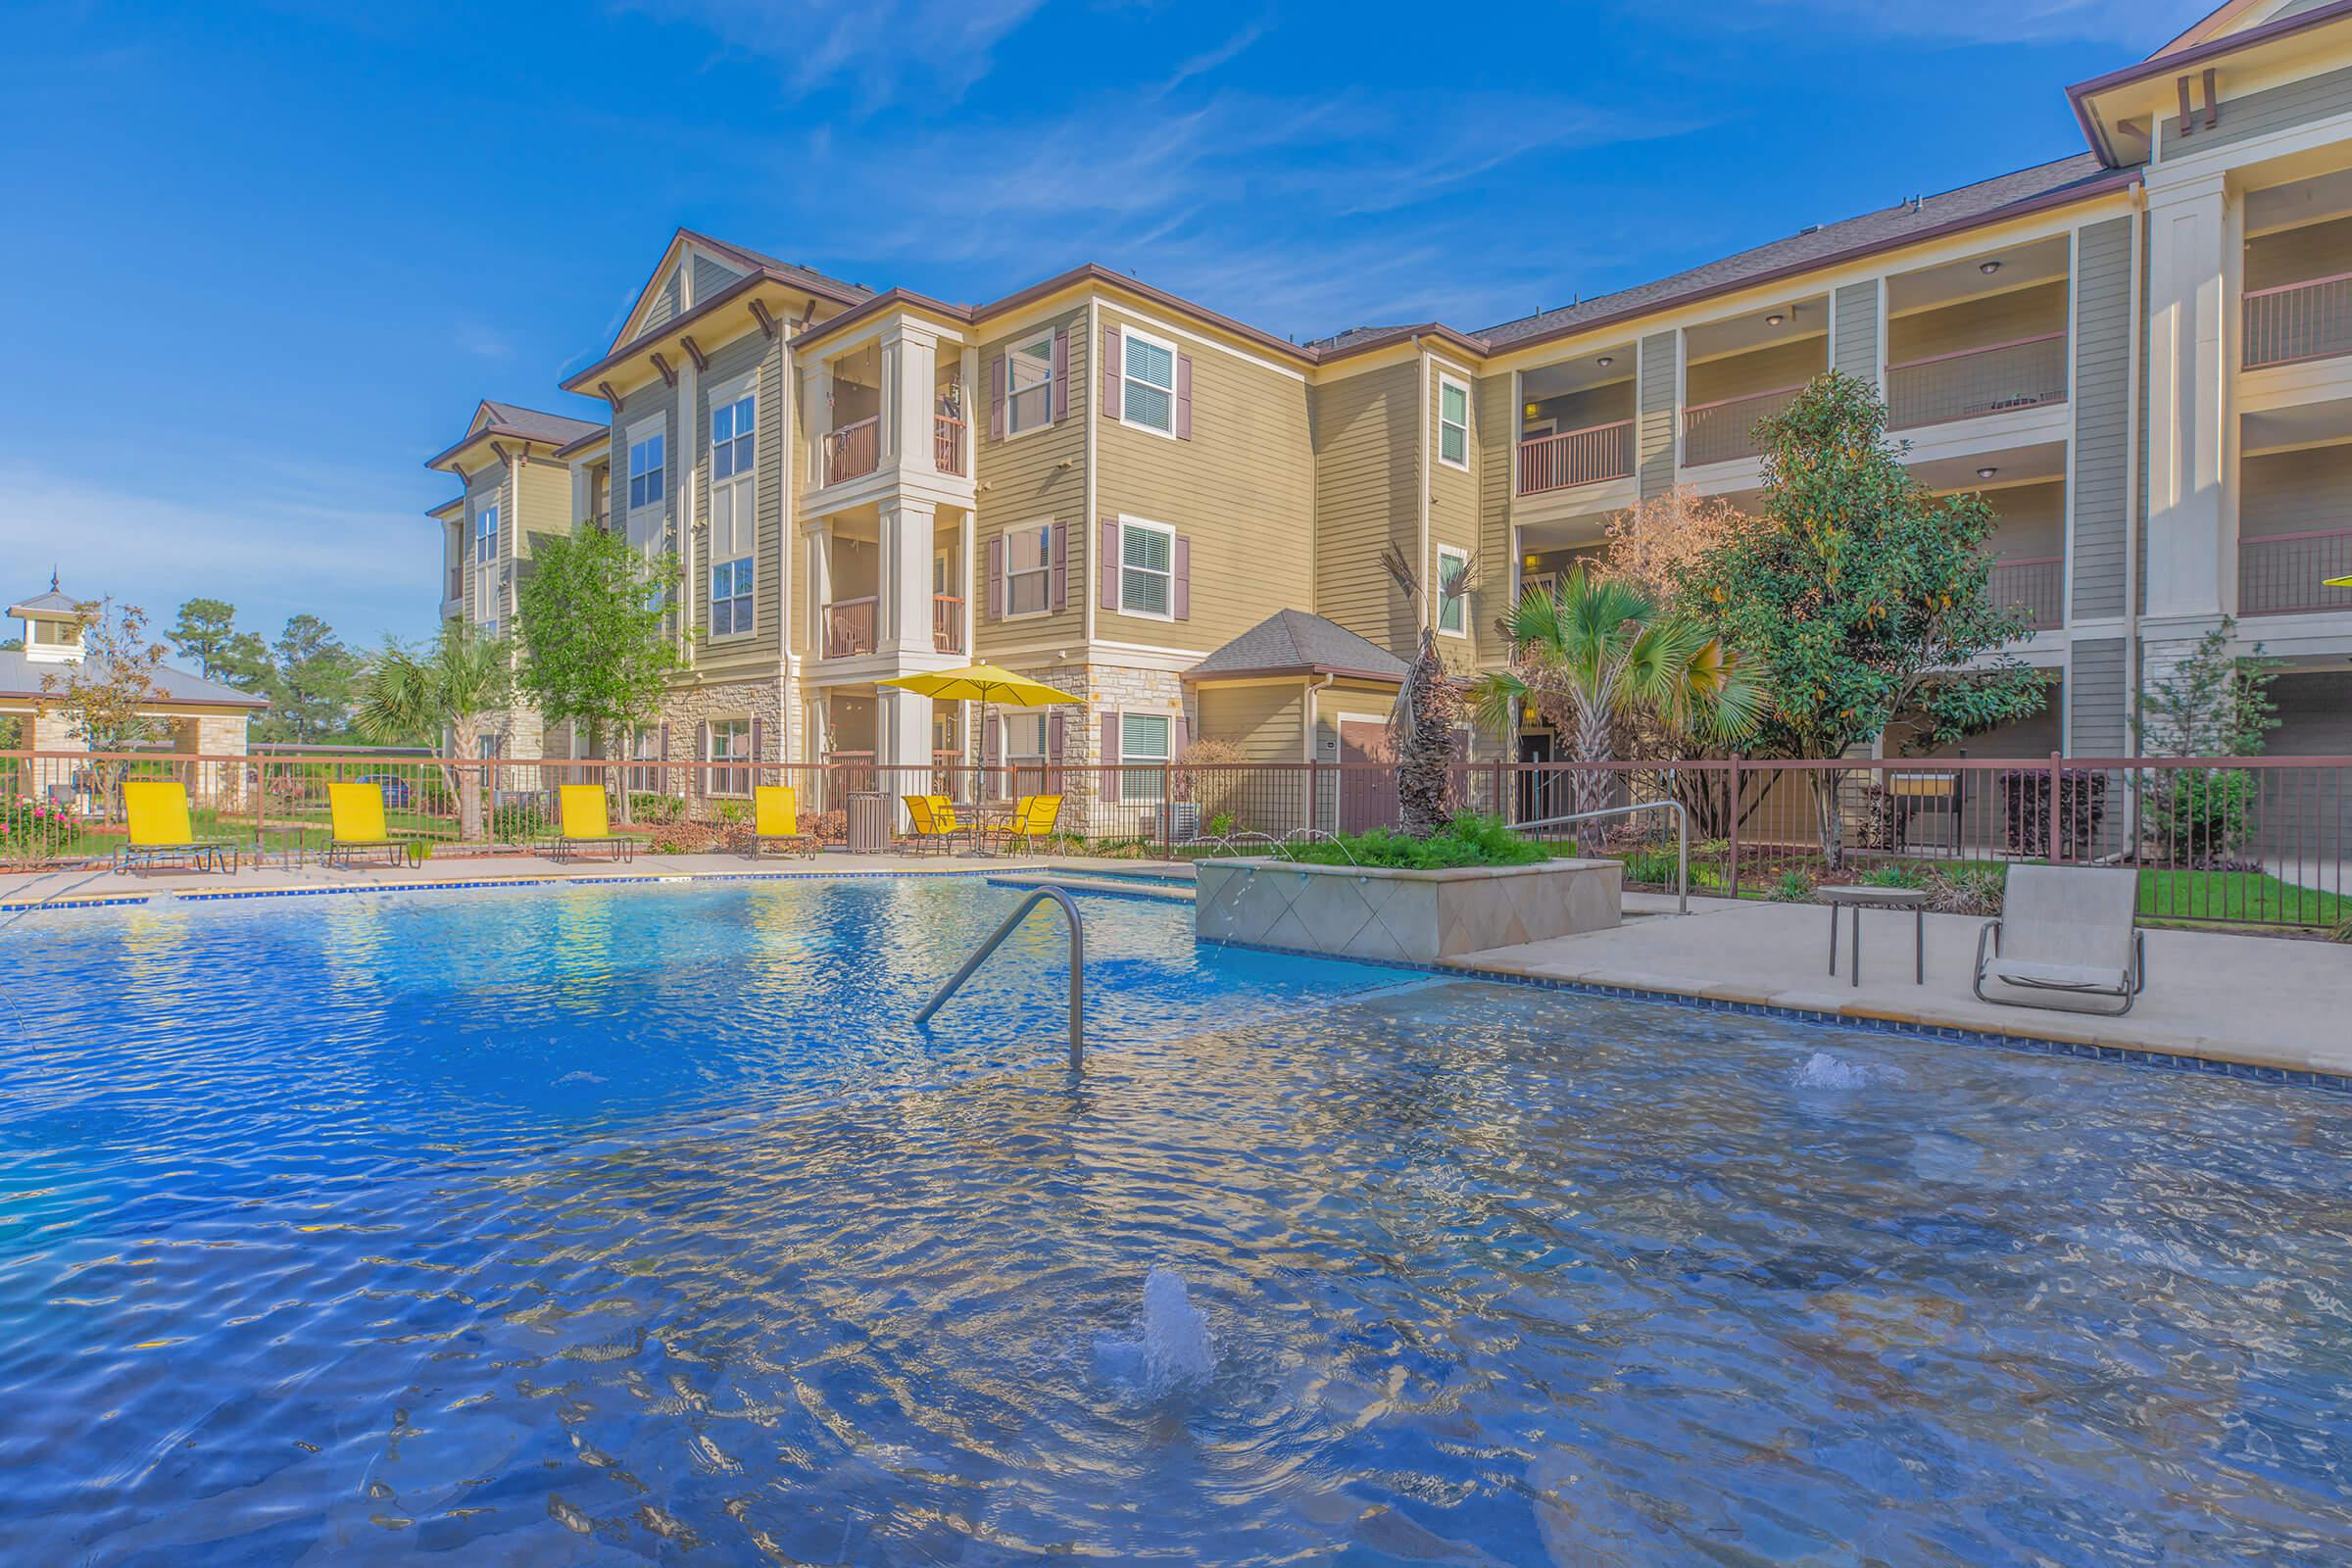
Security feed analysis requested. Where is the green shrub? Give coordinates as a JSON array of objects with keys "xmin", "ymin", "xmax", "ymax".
[
  {"xmin": 1284, "ymin": 813, "xmax": 1546, "ymax": 870},
  {"xmin": 1768, "ymin": 867, "xmax": 1814, "ymax": 903},
  {"xmin": 1207, "ymin": 812, "xmax": 1235, "ymax": 838},
  {"xmin": 405, "ymin": 840, "xmax": 431, "ymax": 865},
  {"xmin": 1858, "ymin": 862, "xmax": 1926, "ymax": 890},
  {"xmin": 629, "ymin": 791, "xmax": 685, "ymax": 824},
  {"xmin": 491, "ymin": 800, "xmax": 547, "ymax": 842},
  {"xmin": 1620, "ymin": 845, "xmax": 1682, "ymax": 886}
]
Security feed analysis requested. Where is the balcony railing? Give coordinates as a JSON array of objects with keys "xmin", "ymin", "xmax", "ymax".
[
  {"xmin": 1516, "ymin": 419, "xmax": 1633, "ymax": 495},
  {"xmin": 823, "ymin": 416, "xmax": 880, "ymax": 486},
  {"xmin": 1681, "ymin": 382, "xmax": 1808, "ymax": 466},
  {"xmin": 2240, "ymin": 528, "xmax": 2352, "ymax": 616},
  {"xmin": 2244, "ymin": 271, "xmax": 2352, "ymax": 369},
  {"xmin": 1989, "ymin": 556, "xmax": 2064, "ymax": 630},
  {"xmin": 933, "ymin": 594, "xmax": 965, "ymax": 654},
  {"xmin": 822, "ymin": 595, "xmax": 877, "ymax": 658},
  {"xmin": 1886, "ymin": 332, "xmax": 2068, "ymax": 430},
  {"xmin": 935, "ymin": 416, "xmax": 966, "ymax": 476}
]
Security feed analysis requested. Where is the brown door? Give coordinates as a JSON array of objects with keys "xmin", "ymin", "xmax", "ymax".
[{"xmin": 1337, "ymin": 717, "xmax": 1398, "ymax": 833}]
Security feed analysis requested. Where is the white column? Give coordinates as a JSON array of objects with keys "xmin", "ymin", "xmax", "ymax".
[
  {"xmin": 877, "ymin": 685, "xmax": 932, "ymax": 777},
  {"xmin": 878, "ymin": 497, "xmax": 937, "ymax": 658},
  {"xmin": 880, "ymin": 324, "xmax": 940, "ymax": 472},
  {"xmin": 2143, "ymin": 170, "xmax": 2230, "ymax": 621},
  {"xmin": 806, "ymin": 524, "xmax": 832, "ymax": 655}
]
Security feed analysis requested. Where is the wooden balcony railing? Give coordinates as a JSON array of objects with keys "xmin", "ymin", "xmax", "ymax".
[
  {"xmin": 935, "ymin": 416, "xmax": 966, "ymax": 476},
  {"xmin": 822, "ymin": 595, "xmax": 877, "ymax": 658},
  {"xmin": 2244, "ymin": 271, "xmax": 2352, "ymax": 369},
  {"xmin": 822, "ymin": 416, "xmax": 880, "ymax": 486},
  {"xmin": 933, "ymin": 594, "xmax": 965, "ymax": 654},
  {"xmin": 2240, "ymin": 528, "xmax": 2352, "ymax": 615},
  {"xmin": 1886, "ymin": 332, "xmax": 2068, "ymax": 430},
  {"xmin": 1516, "ymin": 419, "xmax": 1634, "ymax": 495},
  {"xmin": 1988, "ymin": 556, "xmax": 2064, "ymax": 630},
  {"xmin": 1681, "ymin": 382, "xmax": 1809, "ymax": 466}
]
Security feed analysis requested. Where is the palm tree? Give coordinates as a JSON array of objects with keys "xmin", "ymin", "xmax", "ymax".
[
  {"xmin": 1381, "ymin": 543, "xmax": 1476, "ymax": 835},
  {"xmin": 353, "ymin": 625, "xmax": 513, "ymax": 842},
  {"xmin": 1474, "ymin": 564, "xmax": 1762, "ymax": 825}
]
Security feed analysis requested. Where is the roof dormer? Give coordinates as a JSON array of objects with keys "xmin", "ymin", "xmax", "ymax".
[{"xmin": 9, "ymin": 578, "xmax": 87, "ymax": 663}]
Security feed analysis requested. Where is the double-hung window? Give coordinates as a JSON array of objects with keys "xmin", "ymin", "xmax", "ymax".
[
  {"xmin": 1007, "ymin": 334, "xmax": 1054, "ymax": 435},
  {"xmin": 628, "ymin": 427, "xmax": 665, "ymax": 511},
  {"xmin": 709, "ymin": 717, "xmax": 750, "ymax": 797},
  {"xmin": 708, "ymin": 383, "xmax": 756, "ymax": 636},
  {"xmin": 1118, "ymin": 712, "xmax": 1170, "ymax": 804},
  {"xmin": 1005, "ymin": 523, "xmax": 1051, "ymax": 616},
  {"xmin": 1437, "ymin": 546, "xmax": 1470, "ymax": 636},
  {"xmin": 1004, "ymin": 711, "xmax": 1048, "ymax": 795},
  {"xmin": 710, "ymin": 559, "xmax": 755, "ymax": 636},
  {"xmin": 1120, "ymin": 328, "xmax": 1177, "ymax": 434},
  {"xmin": 1119, "ymin": 518, "xmax": 1174, "ymax": 617},
  {"xmin": 710, "ymin": 392, "xmax": 755, "ymax": 480},
  {"xmin": 1438, "ymin": 374, "xmax": 1470, "ymax": 469},
  {"xmin": 471, "ymin": 503, "xmax": 500, "ymax": 633}
]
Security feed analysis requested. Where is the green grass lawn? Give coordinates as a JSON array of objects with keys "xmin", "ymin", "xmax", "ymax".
[{"xmin": 2134, "ymin": 867, "xmax": 2344, "ymax": 928}]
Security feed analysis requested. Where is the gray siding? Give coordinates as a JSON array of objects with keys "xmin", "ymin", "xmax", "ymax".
[
  {"xmin": 2242, "ymin": 440, "xmax": 2352, "ymax": 536},
  {"xmin": 2184, "ymin": 61, "xmax": 2352, "ymax": 155},
  {"xmin": 2069, "ymin": 636, "xmax": 2129, "ymax": 757},
  {"xmin": 691, "ymin": 253, "xmax": 745, "ymax": 302},
  {"xmin": 693, "ymin": 327, "xmax": 783, "ymax": 660},
  {"xmin": 1832, "ymin": 280, "xmax": 1879, "ymax": 383},
  {"xmin": 2070, "ymin": 217, "xmax": 2133, "ymax": 622},
  {"xmin": 2258, "ymin": 671, "xmax": 2351, "ymax": 857},
  {"xmin": 640, "ymin": 267, "xmax": 683, "ymax": 335},
  {"xmin": 1637, "ymin": 330, "xmax": 1676, "ymax": 498}
]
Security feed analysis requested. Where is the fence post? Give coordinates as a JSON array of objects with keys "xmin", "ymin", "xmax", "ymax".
[
  {"xmin": 1494, "ymin": 758, "xmax": 1508, "ymax": 824},
  {"xmin": 1726, "ymin": 754, "xmax": 1741, "ymax": 900},
  {"xmin": 1161, "ymin": 762, "xmax": 1172, "ymax": 848},
  {"xmin": 253, "ymin": 755, "xmax": 267, "ymax": 850},
  {"xmin": 2048, "ymin": 750, "xmax": 2065, "ymax": 862}
]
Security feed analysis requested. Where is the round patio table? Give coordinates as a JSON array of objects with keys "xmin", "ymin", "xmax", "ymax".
[{"xmin": 1819, "ymin": 884, "xmax": 1930, "ymax": 987}]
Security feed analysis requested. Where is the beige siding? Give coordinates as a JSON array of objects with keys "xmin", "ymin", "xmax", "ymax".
[
  {"xmin": 2242, "ymin": 440, "xmax": 2352, "ymax": 538},
  {"xmin": 1095, "ymin": 305, "xmax": 1316, "ymax": 652},
  {"xmin": 1987, "ymin": 480, "xmax": 2065, "ymax": 560},
  {"xmin": 1685, "ymin": 336, "xmax": 1825, "ymax": 404},
  {"xmin": 972, "ymin": 304, "xmax": 1089, "ymax": 654},
  {"xmin": 513, "ymin": 458, "xmax": 573, "ymax": 555},
  {"xmin": 2246, "ymin": 214, "xmax": 2352, "ymax": 291},
  {"xmin": 1311, "ymin": 360, "xmax": 1418, "ymax": 657},
  {"xmin": 1524, "ymin": 380, "xmax": 1634, "ymax": 436},
  {"xmin": 1475, "ymin": 372, "xmax": 1514, "ymax": 668},
  {"xmin": 1426, "ymin": 359, "xmax": 1482, "ymax": 673},
  {"xmin": 1195, "ymin": 681, "xmax": 1306, "ymax": 761},
  {"xmin": 1886, "ymin": 279, "xmax": 2067, "ymax": 363}
]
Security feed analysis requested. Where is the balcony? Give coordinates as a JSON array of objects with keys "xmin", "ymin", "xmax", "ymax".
[
  {"xmin": 1683, "ymin": 383, "xmax": 1805, "ymax": 467},
  {"xmin": 2241, "ymin": 528, "xmax": 2352, "ymax": 615},
  {"xmin": 935, "ymin": 416, "xmax": 966, "ymax": 477},
  {"xmin": 2244, "ymin": 272, "xmax": 2352, "ymax": 370},
  {"xmin": 823, "ymin": 416, "xmax": 880, "ymax": 486},
  {"xmin": 446, "ymin": 566, "xmax": 463, "ymax": 603},
  {"xmin": 1516, "ymin": 419, "xmax": 1633, "ymax": 495},
  {"xmin": 1989, "ymin": 556, "xmax": 2064, "ymax": 630},
  {"xmin": 1886, "ymin": 333, "xmax": 2068, "ymax": 430},
  {"xmin": 822, "ymin": 595, "xmax": 877, "ymax": 658},
  {"xmin": 933, "ymin": 594, "xmax": 965, "ymax": 654}
]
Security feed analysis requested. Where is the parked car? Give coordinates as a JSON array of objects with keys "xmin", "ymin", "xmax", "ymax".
[{"xmin": 357, "ymin": 773, "xmax": 411, "ymax": 809}]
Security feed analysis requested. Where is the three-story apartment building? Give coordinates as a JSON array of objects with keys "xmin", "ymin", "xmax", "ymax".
[{"xmin": 432, "ymin": 0, "xmax": 2352, "ymax": 817}]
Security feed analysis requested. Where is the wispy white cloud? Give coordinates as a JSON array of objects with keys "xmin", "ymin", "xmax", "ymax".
[
  {"xmin": 1735, "ymin": 0, "xmax": 2214, "ymax": 49},
  {"xmin": 611, "ymin": 0, "xmax": 1049, "ymax": 109},
  {"xmin": 454, "ymin": 323, "xmax": 513, "ymax": 361}
]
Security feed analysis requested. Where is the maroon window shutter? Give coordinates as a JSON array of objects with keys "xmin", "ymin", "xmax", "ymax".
[
  {"xmin": 1051, "ymin": 522, "xmax": 1069, "ymax": 612},
  {"xmin": 1099, "ymin": 518, "xmax": 1120, "ymax": 610},
  {"xmin": 1175, "ymin": 353, "xmax": 1193, "ymax": 440},
  {"xmin": 1173, "ymin": 534, "xmax": 1191, "ymax": 621},
  {"xmin": 693, "ymin": 721, "xmax": 708, "ymax": 797},
  {"xmin": 659, "ymin": 720, "xmax": 671, "ymax": 795},
  {"xmin": 989, "ymin": 353, "xmax": 1006, "ymax": 441},
  {"xmin": 1101, "ymin": 325, "xmax": 1121, "ymax": 418},
  {"xmin": 980, "ymin": 710, "xmax": 1001, "ymax": 799},
  {"xmin": 750, "ymin": 716, "xmax": 764, "ymax": 788},
  {"xmin": 1046, "ymin": 710, "xmax": 1064, "ymax": 794},
  {"xmin": 1170, "ymin": 710, "xmax": 1189, "ymax": 760},
  {"xmin": 1052, "ymin": 327, "xmax": 1070, "ymax": 422},
  {"xmin": 1101, "ymin": 710, "xmax": 1120, "ymax": 801},
  {"xmin": 986, "ymin": 534, "xmax": 1004, "ymax": 619}
]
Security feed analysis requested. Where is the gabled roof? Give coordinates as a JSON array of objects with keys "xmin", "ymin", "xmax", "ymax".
[
  {"xmin": 8, "ymin": 588, "xmax": 80, "ymax": 617},
  {"xmin": 0, "ymin": 652, "xmax": 270, "ymax": 708},
  {"xmin": 607, "ymin": 228, "xmax": 873, "ymax": 356},
  {"xmin": 1187, "ymin": 610, "xmax": 1408, "ymax": 684},
  {"xmin": 426, "ymin": 399, "xmax": 606, "ymax": 472}
]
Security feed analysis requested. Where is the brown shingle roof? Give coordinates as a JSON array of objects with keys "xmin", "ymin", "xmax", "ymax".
[
  {"xmin": 1188, "ymin": 610, "xmax": 1407, "ymax": 683},
  {"xmin": 475, "ymin": 402, "xmax": 606, "ymax": 446}
]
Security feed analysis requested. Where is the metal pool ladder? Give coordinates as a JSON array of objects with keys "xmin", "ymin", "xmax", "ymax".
[{"xmin": 915, "ymin": 885, "xmax": 1086, "ymax": 1070}]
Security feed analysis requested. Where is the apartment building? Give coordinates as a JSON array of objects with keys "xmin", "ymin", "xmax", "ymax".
[{"xmin": 430, "ymin": 0, "xmax": 2352, "ymax": 815}]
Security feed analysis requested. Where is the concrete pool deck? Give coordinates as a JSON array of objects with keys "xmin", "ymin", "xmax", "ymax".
[{"xmin": 1448, "ymin": 891, "xmax": 2352, "ymax": 1081}]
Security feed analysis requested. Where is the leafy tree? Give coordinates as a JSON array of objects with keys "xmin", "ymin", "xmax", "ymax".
[
  {"xmin": 1475, "ymin": 564, "xmax": 1761, "ymax": 824},
  {"xmin": 0, "ymin": 638, "xmax": 21, "ymax": 653},
  {"xmin": 269, "ymin": 614, "xmax": 359, "ymax": 743},
  {"xmin": 169, "ymin": 598, "xmax": 240, "ymax": 679},
  {"xmin": 514, "ymin": 526, "xmax": 683, "ymax": 811},
  {"xmin": 1676, "ymin": 372, "xmax": 2045, "ymax": 865},
  {"xmin": 1379, "ymin": 542, "xmax": 1473, "ymax": 835},
  {"xmin": 36, "ymin": 600, "xmax": 170, "ymax": 816},
  {"xmin": 354, "ymin": 624, "xmax": 513, "ymax": 841},
  {"xmin": 215, "ymin": 631, "xmax": 276, "ymax": 696},
  {"xmin": 1600, "ymin": 486, "xmax": 1764, "ymax": 612},
  {"xmin": 2133, "ymin": 619, "xmax": 2281, "ymax": 865}
]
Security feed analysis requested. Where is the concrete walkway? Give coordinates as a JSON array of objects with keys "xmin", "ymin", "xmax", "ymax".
[{"xmin": 1449, "ymin": 891, "xmax": 2352, "ymax": 1079}]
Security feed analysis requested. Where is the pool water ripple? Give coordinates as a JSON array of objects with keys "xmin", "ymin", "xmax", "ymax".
[{"xmin": 0, "ymin": 878, "xmax": 2347, "ymax": 1563}]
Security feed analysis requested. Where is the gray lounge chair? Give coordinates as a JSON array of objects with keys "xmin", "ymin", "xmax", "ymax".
[{"xmin": 1973, "ymin": 863, "xmax": 2146, "ymax": 1016}]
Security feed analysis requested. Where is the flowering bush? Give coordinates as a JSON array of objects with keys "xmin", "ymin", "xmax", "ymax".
[{"xmin": 0, "ymin": 795, "xmax": 70, "ymax": 852}]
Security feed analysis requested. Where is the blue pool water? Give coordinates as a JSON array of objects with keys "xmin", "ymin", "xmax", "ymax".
[{"xmin": 1, "ymin": 878, "xmax": 2349, "ymax": 1564}]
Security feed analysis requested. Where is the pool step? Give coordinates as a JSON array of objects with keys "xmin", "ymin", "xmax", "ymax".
[{"xmin": 987, "ymin": 873, "xmax": 1196, "ymax": 905}]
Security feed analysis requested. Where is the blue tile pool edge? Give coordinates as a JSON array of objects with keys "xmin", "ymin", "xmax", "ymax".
[
  {"xmin": 1201, "ymin": 935, "xmax": 2352, "ymax": 1097},
  {"xmin": 0, "ymin": 864, "xmax": 1027, "ymax": 913}
]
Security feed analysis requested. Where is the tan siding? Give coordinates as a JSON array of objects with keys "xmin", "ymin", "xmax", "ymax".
[
  {"xmin": 513, "ymin": 458, "xmax": 573, "ymax": 555},
  {"xmin": 1310, "ymin": 360, "xmax": 1417, "ymax": 657},
  {"xmin": 972, "ymin": 304, "xmax": 1089, "ymax": 654},
  {"xmin": 1887, "ymin": 279, "xmax": 2068, "ymax": 363},
  {"xmin": 1095, "ymin": 306, "xmax": 1315, "ymax": 652},
  {"xmin": 1987, "ymin": 479, "xmax": 2065, "ymax": 560},
  {"xmin": 2246, "ymin": 214, "xmax": 2352, "ymax": 291},
  {"xmin": 1475, "ymin": 372, "xmax": 1515, "ymax": 668},
  {"xmin": 2243, "ymin": 440, "xmax": 2352, "ymax": 538},
  {"xmin": 1195, "ymin": 681, "xmax": 1306, "ymax": 761},
  {"xmin": 1525, "ymin": 381, "xmax": 1634, "ymax": 435},
  {"xmin": 1685, "ymin": 336, "xmax": 1826, "ymax": 404}
]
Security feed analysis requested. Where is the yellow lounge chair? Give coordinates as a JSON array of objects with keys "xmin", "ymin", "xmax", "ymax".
[
  {"xmin": 996, "ymin": 793, "xmax": 1063, "ymax": 856},
  {"xmin": 752, "ymin": 785, "xmax": 819, "ymax": 858},
  {"xmin": 118, "ymin": 779, "xmax": 238, "ymax": 874},
  {"xmin": 900, "ymin": 794, "xmax": 963, "ymax": 855},
  {"xmin": 323, "ymin": 780, "xmax": 407, "ymax": 868},
  {"xmin": 548, "ymin": 784, "xmax": 636, "ymax": 863}
]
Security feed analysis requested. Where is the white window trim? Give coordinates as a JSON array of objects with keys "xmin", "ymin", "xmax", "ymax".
[
  {"xmin": 1437, "ymin": 372, "xmax": 1471, "ymax": 471},
  {"xmin": 471, "ymin": 500, "xmax": 502, "ymax": 629},
  {"xmin": 1116, "ymin": 514, "xmax": 1177, "ymax": 622},
  {"xmin": 709, "ymin": 557, "xmax": 756, "ymax": 641},
  {"xmin": 707, "ymin": 714, "xmax": 753, "ymax": 796},
  {"xmin": 709, "ymin": 374, "xmax": 757, "ymax": 485},
  {"xmin": 1003, "ymin": 335, "xmax": 1056, "ymax": 443},
  {"xmin": 1437, "ymin": 544, "xmax": 1470, "ymax": 638},
  {"xmin": 626, "ymin": 415, "xmax": 667, "ymax": 516},
  {"xmin": 1115, "ymin": 324, "xmax": 1181, "ymax": 441},
  {"xmin": 1117, "ymin": 709, "xmax": 1172, "ymax": 804},
  {"xmin": 1003, "ymin": 519, "xmax": 1054, "ymax": 621}
]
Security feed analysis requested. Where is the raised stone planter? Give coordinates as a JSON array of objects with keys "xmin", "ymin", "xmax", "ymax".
[{"xmin": 1195, "ymin": 857, "xmax": 1622, "ymax": 964}]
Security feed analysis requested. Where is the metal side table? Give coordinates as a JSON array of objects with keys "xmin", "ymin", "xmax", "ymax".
[{"xmin": 1819, "ymin": 884, "xmax": 1929, "ymax": 987}]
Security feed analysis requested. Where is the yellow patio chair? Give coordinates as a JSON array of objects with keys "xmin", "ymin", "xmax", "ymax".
[
  {"xmin": 548, "ymin": 783, "xmax": 636, "ymax": 863},
  {"xmin": 997, "ymin": 793, "xmax": 1063, "ymax": 856},
  {"xmin": 752, "ymin": 784, "xmax": 819, "ymax": 859},
  {"xmin": 118, "ymin": 779, "xmax": 238, "ymax": 874},
  {"xmin": 324, "ymin": 780, "xmax": 406, "ymax": 868},
  {"xmin": 899, "ymin": 793, "xmax": 960, "ymax": 855}
]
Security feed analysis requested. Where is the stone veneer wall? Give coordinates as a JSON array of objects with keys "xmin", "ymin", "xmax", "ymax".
[{"xmin": 1001, "ymin": 660, "xmax": 1192, "ymax": 837}]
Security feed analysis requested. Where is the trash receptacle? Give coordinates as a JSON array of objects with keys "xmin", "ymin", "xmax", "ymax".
[{"xmin": 846, "ymin": 792, "xmax": 893, "ymax": 853}]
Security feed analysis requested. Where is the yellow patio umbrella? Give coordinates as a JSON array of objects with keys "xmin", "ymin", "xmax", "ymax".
[
  {"xmin": 2328, "ymin": 574, "xmax": 2352, "ymax": 588},
  {"xmin": 876, "ymin": 663, "xmax": 1080, "ymax": 801}
]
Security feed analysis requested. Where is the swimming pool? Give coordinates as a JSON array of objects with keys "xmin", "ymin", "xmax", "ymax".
[{"xmin": 1, "ymin": 877, "xmax": 2348, "ymax": 1563}]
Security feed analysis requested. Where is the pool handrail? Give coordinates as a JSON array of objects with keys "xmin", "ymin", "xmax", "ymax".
[
  {"xmin": 1515, "ymin": 799, "xmax": 1690, "ymax": 914},
  {"xmin": 914, "ymin": 884, "xmax": 1085, "ymax": 1070}
]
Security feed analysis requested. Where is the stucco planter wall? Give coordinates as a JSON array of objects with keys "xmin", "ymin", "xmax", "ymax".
[{"xmin": 1195, "ymin": 857, "xmax": 1622, "ymax": 964}]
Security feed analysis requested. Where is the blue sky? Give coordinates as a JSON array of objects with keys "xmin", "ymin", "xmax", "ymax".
[{"xmin": 0, "ymin": 0, "xmax": 2213, "ymax": 653}]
